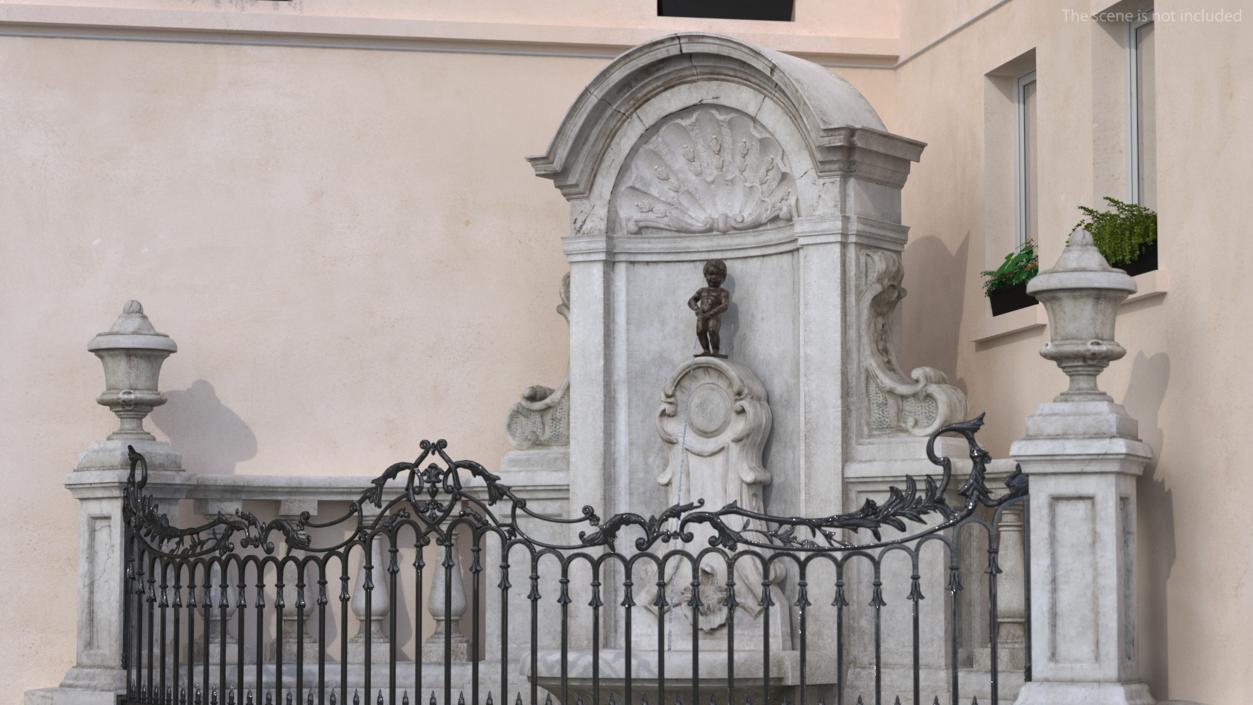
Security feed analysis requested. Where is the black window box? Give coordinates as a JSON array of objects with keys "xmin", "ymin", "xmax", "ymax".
[
  {"xmin": 988, "ymin": 282, "xmax": 1037, "ymax": 316},
  {"xmin": 658, "ymin": 0, "xmax": 794, "ymax": 21},
  {"xmin": 1113, "ymin": 241, "xmax": 1158, "ymax": 277}
]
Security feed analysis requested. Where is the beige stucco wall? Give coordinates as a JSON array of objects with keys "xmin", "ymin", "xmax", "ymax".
[
  {"xmin": 0, "ymin": 4, "xmax": 898, "ymax": 702},
  {"xmin": 895, "ymin": 1, "xmax": 1253, "ymax": 703},
  {"xmin": 1, "ymin": 1, "xmax": 1249, "ymax": 703}
]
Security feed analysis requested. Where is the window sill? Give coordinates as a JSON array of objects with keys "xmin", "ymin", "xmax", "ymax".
[{"xmin": 970, "ymin": 269, "xmax": 1168, "ymax": 344}]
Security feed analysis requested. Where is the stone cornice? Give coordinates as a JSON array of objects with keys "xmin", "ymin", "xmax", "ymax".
[{"xmin": 0, "ymin": 4, "xmax": 898, "ymax": 67}]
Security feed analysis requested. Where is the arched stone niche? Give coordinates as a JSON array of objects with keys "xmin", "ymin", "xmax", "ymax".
[{"xmin": 528, "ymin": 33, "xmax": 965, "ymax": 526}]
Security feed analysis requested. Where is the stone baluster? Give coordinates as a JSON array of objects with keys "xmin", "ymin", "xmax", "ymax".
[
  {"xmin": 348, "ymin": 506, "xmax": 393, "ymax": 663},
  {"xmin": 194, "ymin": 500, "xmax": 242, "ymax": 663},
  {"xmin": 1011, "ymin": 231, "xmax": 1155, "ymax": 705},
  {"xmin": 277, "ymin": 499, "xmax": 319, "ymax": 662},
  {"xmin": 422, "ymin": 533, "xmax": 469, "ymax": 662}
]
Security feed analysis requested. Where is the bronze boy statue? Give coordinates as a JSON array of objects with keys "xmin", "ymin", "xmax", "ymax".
[{"xmin": 687, "ymin": 259, "xmax": 731, "ymax": 358}]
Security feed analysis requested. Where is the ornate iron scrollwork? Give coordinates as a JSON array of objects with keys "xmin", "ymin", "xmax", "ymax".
[{"xmin": 124, "ymin": 414, "xmax": 1025, "ymax": 559}]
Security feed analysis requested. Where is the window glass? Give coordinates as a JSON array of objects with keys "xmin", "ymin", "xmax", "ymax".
[
  {"xmin": 1135, "ymin": 21, "xmax": 1156, "ymax": 208},
  {"xmin": 658, "ymin": 0, "xmax": 793, "ymax": 21},
  {"xmin": 1019, "ymin": 75, "xmax": 1038, "ymax": 244}
]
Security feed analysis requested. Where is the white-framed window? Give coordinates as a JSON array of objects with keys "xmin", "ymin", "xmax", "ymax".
[
  {"xmin": 1128, "ymin": 18, "xmax": 1156, "ymax": 207},
  {"xmin": 1015, "ymin": 71, "xmax": 1038, "ymax": 246}
]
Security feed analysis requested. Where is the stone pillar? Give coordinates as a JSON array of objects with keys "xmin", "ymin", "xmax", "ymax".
[
  {"xmin": 793, "ymin": 215, "xmax": 849, "ymax": 528},
  {"xmin": 26, "ymin": 301, "xmax": 185, "ymax": 705},
  {"xmin": 1011, "ymin": 232, "xmax": 1155, "ymax": 705},
  {"xmin": 994, "ymin": 504, "xmax": 1028, "ymax": 670},
  {"xmin": 562, "ymin": 233, "xmax": 611, "ymax": 528}
]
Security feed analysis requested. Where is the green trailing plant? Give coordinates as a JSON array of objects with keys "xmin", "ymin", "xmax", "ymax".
[
  {"xmin": 981, "ymin": 239, "xmax": 1039, "ymax": 295},
  {"xmin": 1073, "ymin": 197, "xmax": 1157, "ymax": 266}
]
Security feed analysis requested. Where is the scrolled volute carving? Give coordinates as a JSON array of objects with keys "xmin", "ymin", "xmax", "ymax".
[
  {"xmin": 616, "ymin": 106, "xmax": 797, "ymax": 235},
  {"xmin": 506, "ymin": 273, "xmax": 571, "ymax": 449},
  {"xmin": 861, "ymin": 250, "xmax": 966, "ymax": 436}
]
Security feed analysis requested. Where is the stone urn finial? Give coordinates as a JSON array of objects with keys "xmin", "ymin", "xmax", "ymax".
[
  {"xmin": 1027, "ymin": 230, "xmax": 1136, "ymax": 402},
  {"xmin": 87, "ymin": 300, "xmax": 178, "ymax": 441}
]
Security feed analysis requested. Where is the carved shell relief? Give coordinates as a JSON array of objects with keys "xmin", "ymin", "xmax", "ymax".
[{"xmin": 615, "ymin": 106, "xmax": 797, "ymax": 235}]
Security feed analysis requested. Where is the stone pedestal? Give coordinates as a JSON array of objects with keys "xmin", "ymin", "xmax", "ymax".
[
  {"xmin": 1010, "ymin": 403, "xmax": 1155, "ymax": 705},
  {"xmin": 1010, "ymin": 231, "xmax": 1156, "ymax": 705},
  {"xmin": 25, "ymin": 302, "xmax": 185, "ymax": 705}
]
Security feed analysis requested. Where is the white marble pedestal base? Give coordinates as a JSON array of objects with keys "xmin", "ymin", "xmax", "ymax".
[
  {"xmin": 1014, "ymin": 681, "xmax": 1155, "ymax": 705},
  {"xmin": 22, "ymin": 666, "xmax": 126, "ymax": 705},
  {"xmin": 528, "ymin": 648, "xmax": 802, "ymax": 705}
]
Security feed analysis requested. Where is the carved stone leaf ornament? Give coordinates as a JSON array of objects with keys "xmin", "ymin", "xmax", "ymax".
[{"xmin": 617, "ymin": 107, "xmax": 797, "ymax": 235}]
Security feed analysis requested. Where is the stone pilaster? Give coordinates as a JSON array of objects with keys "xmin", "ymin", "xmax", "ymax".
[{"xmin": 1010, "ymin": 403, "xmax": 1154, "ymax": 705}]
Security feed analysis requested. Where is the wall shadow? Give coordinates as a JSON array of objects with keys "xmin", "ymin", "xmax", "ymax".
[
  {"xmin": 152, "ymin": 379, "xmax": 258, "ymax": 475},
  {"xmin": 900, "ymin": 232, "xmax": 971, "ymax": 390},
  {"xmin": 1121, "ymin": 351, "xmax": 1172, "ymax": 697}
]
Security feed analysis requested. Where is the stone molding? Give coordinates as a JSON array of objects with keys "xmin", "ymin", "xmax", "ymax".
[
  {"xmin": 559, "ymin": 216, "xmax": 911, "ymax": 264},
  {"xmin": 529, "ymin": 33, "xmax": 920, "ymax": 199},
  {"xmin": 0, "ymin": 5, "xmax": 900, "ymax": 67}
]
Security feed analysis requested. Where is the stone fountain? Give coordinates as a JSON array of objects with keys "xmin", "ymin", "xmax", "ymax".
[{"xmin": 501, "ymin": 32, "xmax": 975, "ymax": 704}]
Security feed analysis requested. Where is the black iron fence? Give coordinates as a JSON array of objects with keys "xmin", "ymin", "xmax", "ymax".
[{"xmin": 120, "ymin": 416, "xmax": 1027, "ymax": 705}]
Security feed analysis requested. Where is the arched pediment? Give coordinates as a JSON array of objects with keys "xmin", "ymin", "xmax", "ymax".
[{"xmin": 528, "ymin": 33, "xmax": 920, "ymax": 200}]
